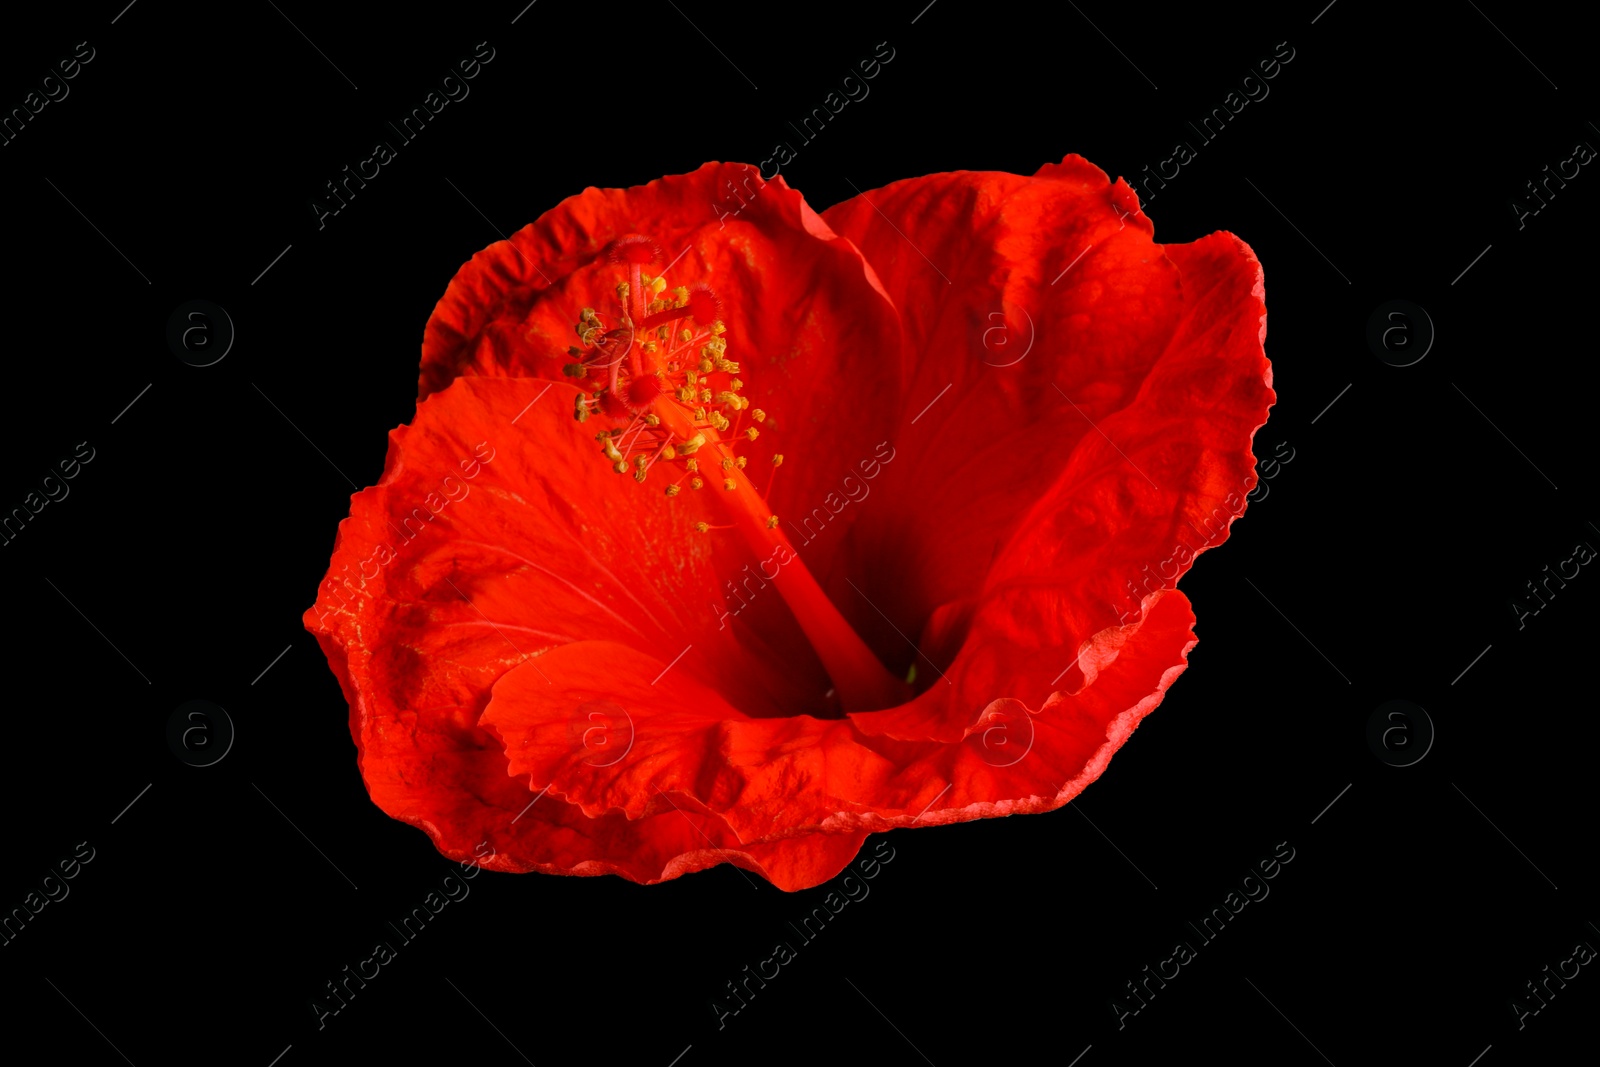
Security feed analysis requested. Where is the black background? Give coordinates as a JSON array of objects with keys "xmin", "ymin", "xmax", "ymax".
[{"xmin": 1, "ymin": 2, "xmax": 1595, "ymax": 1064}]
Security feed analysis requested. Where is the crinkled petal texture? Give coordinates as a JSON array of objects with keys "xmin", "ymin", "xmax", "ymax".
[{"xmin": 306, "ymin": 157, "xmax": 1274, "ymax": 891}]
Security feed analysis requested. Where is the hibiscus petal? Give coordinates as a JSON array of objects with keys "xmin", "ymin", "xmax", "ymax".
[
  {"xmin": 303, "ymin": 375, "xmax": 870, "ymax": 888},
  {"xmin": 821, "ymin": 156, "xmax": 1273, "ymax": 734},
  {"xmin": 419, "ymin": 163, "xmax": 906, "ymax": 592},
  {"xmin": 480, "ymin": 589, "xmax": 1196, "ymax": 845}
]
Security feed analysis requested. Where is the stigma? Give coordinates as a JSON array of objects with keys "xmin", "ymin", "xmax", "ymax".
[{"xmin": 564, "ymin": 234, "xmax": 782, "ymax": 529}]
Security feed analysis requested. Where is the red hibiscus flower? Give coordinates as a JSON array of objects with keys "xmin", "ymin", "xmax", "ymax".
[{"xmin": 304, "ymin": 158, "xmax": 1273, "ymax": 891}]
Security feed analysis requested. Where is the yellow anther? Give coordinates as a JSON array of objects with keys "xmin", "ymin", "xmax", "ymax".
[
  {"xmin": 752, "ymin": 409, "xmax": 766, "ymax": 422},
  {"xmin": 694, "ymin": 521, "xmax": 709, "ymax": 533},
  {"xmin": 745, "ymin": 427, "xmax": 759, "ymax": 442},
  {"xmin": 569, "ymin": 263, "xmax": 759, "ymax": 496},
  {"xmin": 773, "ymin": 454, "xmax": 784, "ymax": 467},
  {"xmin": 766, "ymin": 515, "xmax": 779, "ymax": 529}
]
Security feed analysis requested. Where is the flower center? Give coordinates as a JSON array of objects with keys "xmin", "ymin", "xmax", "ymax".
[{"xmin": 560, "ymin": 235, "xmax": 910, "ymax": 712}]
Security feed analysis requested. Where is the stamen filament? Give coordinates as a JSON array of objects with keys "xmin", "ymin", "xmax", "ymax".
[
  {"xmin": 568, "ymin": 235, "xmax": 908, "ymax": 711},
  {"xmin": 652, "ymin": 401, "xmax": 908, "ymax": 711}
]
